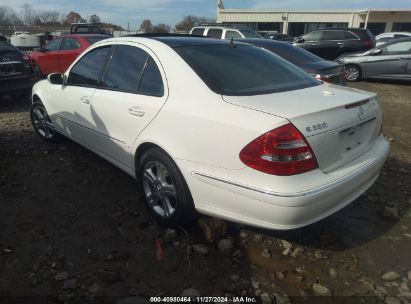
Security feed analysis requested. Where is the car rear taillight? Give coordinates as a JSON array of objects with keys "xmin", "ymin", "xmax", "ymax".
[
  {"xmin": 239, "ymin": 123, "xmax": 318, "ymax": 176},
  {"xmin": 363, "ymin": 40, "xmax": 374, "ymax": 47},
  {"xmin": 315, "ymin": 74, "xmax": 331, "ymax": 83},
  {"xmin": 23, "ymin": 55, "xmax": 36, "ymax": 69}
]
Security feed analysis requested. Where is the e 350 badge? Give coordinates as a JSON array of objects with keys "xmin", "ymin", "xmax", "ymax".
[{"xmin": 306, "ymin": 122, "xmax": 328, "ymax": 132}]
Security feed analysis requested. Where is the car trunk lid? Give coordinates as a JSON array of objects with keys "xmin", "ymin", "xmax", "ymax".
[{"xmin": 223, "ymin": 84, "xmax": 382, "ymax": 172}]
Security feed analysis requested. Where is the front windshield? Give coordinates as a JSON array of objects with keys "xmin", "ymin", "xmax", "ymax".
[{"xmin": 175, "ymin": 44, "xmax": 320, "ymax": 96}]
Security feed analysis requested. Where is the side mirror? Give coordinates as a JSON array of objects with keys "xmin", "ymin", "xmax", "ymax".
[
  {"xmin": 296, "ymin": 37, "xmax": 305, "ymax": 43},
  {"xmin": 370, "ymin": 49, "xmax": 382, "ymax": 56},
  {"xmin": 48, "ymin": 73, "xmax": 64, "ymax": 85}
]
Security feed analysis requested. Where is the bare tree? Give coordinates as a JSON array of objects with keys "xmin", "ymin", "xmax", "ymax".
[
  {"xmin": 0, "ymin": 6, "xmax": 22, "ymax": 26},
  {"xmin": 21, "ymin": 3, "xmax": 36, "ymax": 26},
  {"xmin": 139, "ymin": 19, "xmax": 153, "ymax": 33},
  {"xmin": 152, "ymin": 23, "xmax": 171, "ymax": 33},
  {"xmin": 175, "ymin": 15, "xmax": 215, "ymax": 33},
  {"xmin": 37, "ymin": 10, "xmax": 60, "ymax": 24},
  {"xmin": 89, "ymin": 14, "xmax": 101, "ymax": 24}
]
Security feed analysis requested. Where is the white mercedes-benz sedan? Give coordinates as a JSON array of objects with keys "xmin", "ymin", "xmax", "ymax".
[{"xmin": 30, "ymin": 36, "xmax": 390, "ymax": 230}]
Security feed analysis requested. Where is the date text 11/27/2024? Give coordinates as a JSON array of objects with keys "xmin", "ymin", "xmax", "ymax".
[{"xmin": 149, "ymin": 296, "xmax": 258, "ymax": 303}]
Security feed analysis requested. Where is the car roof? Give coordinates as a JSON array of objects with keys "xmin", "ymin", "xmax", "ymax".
[
  {"xmin": 313, "ymin": 28, "xmax": 368, "ymax": 32},
  {"xmin": 99, "ymin": 36, "xmax": 250, "ymax": 48},
  {"xmin": 237, "ymin": 38, "xmax": 291, "ymax": 47},
  {"xmin": 59, "ymin": 34, "xmax": 109, "ymax": 38}
]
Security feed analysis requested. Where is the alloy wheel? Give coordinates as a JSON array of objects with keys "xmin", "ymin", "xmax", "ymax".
[
  {"xmin": 31, "ymin": 104, "xmax": 55, "ymax": 140},
  {"xmin": 142, "ymin": 161, "xmax": 177, "ymax": 218},
  {"xmin": 345, "ymin": 67, "xmax": 360, "ymax": 81}
]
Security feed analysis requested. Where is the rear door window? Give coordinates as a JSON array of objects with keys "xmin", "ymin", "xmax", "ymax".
[
  {"xmin": 191, "ymin": 28, "xmax": 205, "ymax": 36},
  {"xmin": 61, "ymin": 38, "xmax": 81, "ymax": 51},
  {"xmin": 207, "ymin": 29, "xmax": 223, "ymax": 39},
  {"xmin": 103, "ymin": 45, "xmax": 148, "ymax": 93},
  {"xmin": 225, "ymin": 30, "xmax": 242, "ymax": 39},
  {"xmin": 67, "ymin": 46, "xmax": 111, "ymax": 87},
  {"xmin": 45, "ymin": 38, "xmax": 62, "ymax": 51},
  {"xmin": 303, "ymin": 31, "xmax": 322, "ymax": 42},
  {"xmin": 322, "ymin": 31, "xmax": 345, "ymax": 41},
  {"xmin": 344, "ymin": 31, "xmax": 359, "ymax": 40},
  {"xmin": 102, "ymin": 45, "xmax": 164, "ymax": 96}
]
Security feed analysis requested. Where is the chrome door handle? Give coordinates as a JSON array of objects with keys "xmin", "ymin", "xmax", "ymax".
[
  {"xmin": 80, "ymin": 96, "xmax": 90, "ymax": 104},
  {"xmin": 128, "ymin": 107, "xmax": 145, "ymax": 117}
]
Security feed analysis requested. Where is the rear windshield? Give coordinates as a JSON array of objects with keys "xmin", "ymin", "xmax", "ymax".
[
  {"xmin": 175, "ymin": 44, "xmax": 319, "ymax": 96},
  {"xmin": 240, "ymin": 30, "xmax": 262, "ymax": 38},
  {"xmin": 86, "ymin": 36, "xmax": 108, "ymax": 44},
  {"xmin": 265, "ymin": 44, "xmax": 323, "ymax": 65}
]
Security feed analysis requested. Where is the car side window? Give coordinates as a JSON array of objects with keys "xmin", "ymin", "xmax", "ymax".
[
  {"xmin": 103, "ymin": 45, "xmax": 148, "ymax": 93},
  {"xmin": 394, "ymin": 34, "xmax": 408, "ymax": 39},
  {"xmin": 344, "ymin": 31, "xmax": 359, "ymax": 40},
  {"xmin": 61, "ymin": 38, "xmax": 81, "ymax": 51},
  {"xmin": 207, "ymin": 29, "xmax": 223, "ymax": 39},
  {"xmin": 45, "ymin": 38, "xmax": 62, "ymax": 51},
  {"xmin": 322, "ymin": 31, "xmax": 345, "ymax": 41},
  {"xmin": 67, "ymin": 46, "xmax": 111, "ymax": 87},
  {"xmin": 191, "ymin": 28, "xmax": 205, "ymax": 36},
  {"xmin": 303, "ymin": 31, "xmax": 322, "ymax": 42},
  {"xmin": 225, "ymin": 30, "xmax": 242, "ymax": 39},
  {"xmin": 138, "ymin": 57, "xmax": 164, "ymax": 97},
  {"xmin": 384, "ymin": 41, "xmax": 411, "ymax": 55}
]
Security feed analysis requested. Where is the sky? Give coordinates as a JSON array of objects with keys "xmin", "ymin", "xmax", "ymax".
[{"xmin": 2, "ymin": 0, "xmax": 411, "ymax": 29}]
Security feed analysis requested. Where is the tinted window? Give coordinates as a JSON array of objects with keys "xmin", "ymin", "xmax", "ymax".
[
  {"xmin": 394, "ymin": 34, "xmax": 408, "ymax": 38},
  {"xmin": 344, "ymin": 31, "xmax": 359, "ymax": 40},
  {"xmin": 191, "ymin": 28, "xmax": 205, "ymax": 36},
  {"xmin": 68, "ymin": 46, "xmax": 111, "ymax": 87},
  {"xmin": 384, "ymin": 41, "xmax": 411, "ymax": 55},
  {"xmin": 265, "ymin": 44, "xmax": 323, "ymax": 65},
  {"xmin": 61, "ymin": 38, "xmax": 81, "ymax": 50},
  {"xmin": 45, "ymin": 38, "xmax": 62, "ymax": 51},
  {"xmin": 225, "ymin": 30, "xmax": 242, "ymax": 39},
  {"xmin": 175, "ymin": 44, "xmax": 319, "ymax": 96},
  {"xmin": 86, "ymin": 36, "xmax": 109, "ymax": 44},
  {"xmin": 240, "ymin": 30, "xmax": 262, "ymax": 38},
  {"xmin": 103, "ymin": 45, "xmax": 148, "ymax": 93},
  {"xmin": 138, "ymin": 57, "xmax": 164, "ymax": 97},
  {"xmin": 303, "ymin": 31, "xmax": 322, "ymax": 42},
  {"xmin": 322, "ymin": 31, "xmax": 345, "ymax": 40},
  {"xmin": 207, "ymin": 29, "xmax": 223, "ymax": 39}
]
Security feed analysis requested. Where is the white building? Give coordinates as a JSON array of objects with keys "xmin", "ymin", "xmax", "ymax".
[{"xmin": 216, "ymin": 1, "xmax": 411, "ymax": 37}]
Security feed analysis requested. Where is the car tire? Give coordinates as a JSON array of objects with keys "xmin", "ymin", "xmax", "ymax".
[
  {"xmin": 33, "ymin": 63, "xmax": 44, "ymax": 79},
  {"xmin": 345, "ymin": 65, "xmax": 362, "ymax": 82},
  {"xmin": 138, "ymin": 147, "xmax": 197, "ymax": 227},
  {"xmin": 30, "ymin": 101, "xmax": 62, "ymax": 142}
]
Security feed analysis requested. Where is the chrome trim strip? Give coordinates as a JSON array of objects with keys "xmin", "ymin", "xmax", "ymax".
[{"xmin": 192, "ymin": 143, "xmax": 388, "ymax": 198}]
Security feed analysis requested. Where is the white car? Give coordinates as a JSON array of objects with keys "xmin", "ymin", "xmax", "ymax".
[
  {"xmin": 30, "ymin": 36, "xmax": 390, "ymax": 230},
  {"xmin": 375, "ymin": 32, "xmax": 411, "ymax": 46},
  {"xmin": 190, "ymin": 25, "xmax": 262, "ymax": 39}
]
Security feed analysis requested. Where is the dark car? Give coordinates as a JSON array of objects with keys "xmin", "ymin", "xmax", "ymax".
[
  {"xmin": 336, "ymin": 37, "xmax": 411, "ymax": 82},
  {"xmin": 0, "ymin": 41, "xmax": 38, "ymax": 99},
  {"xmin": 294, "ymin": 28, "xmax": 376, "ymax": 60},
  {"xmin": 239, "ymin": 38, "xmax": 345, "ymax": 85}
]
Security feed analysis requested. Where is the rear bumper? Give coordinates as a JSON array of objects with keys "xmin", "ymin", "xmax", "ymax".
[
  {"xmin": 181, "ymin": 135, "xmax": 390, "ymax": 230},
  {"xmin": 0, "ymin": 75, "xmax": 38, "ymax": 94}
]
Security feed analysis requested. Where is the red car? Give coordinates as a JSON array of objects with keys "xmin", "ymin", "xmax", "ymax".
[{"xmin": 30, "ymin": 34, "xmax": 109, "ymax": 76}]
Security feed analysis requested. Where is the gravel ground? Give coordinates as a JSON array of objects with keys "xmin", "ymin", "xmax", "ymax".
[{"xmin": 0, "ymin": 81, "xmax": 410, "ymax": 304}]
